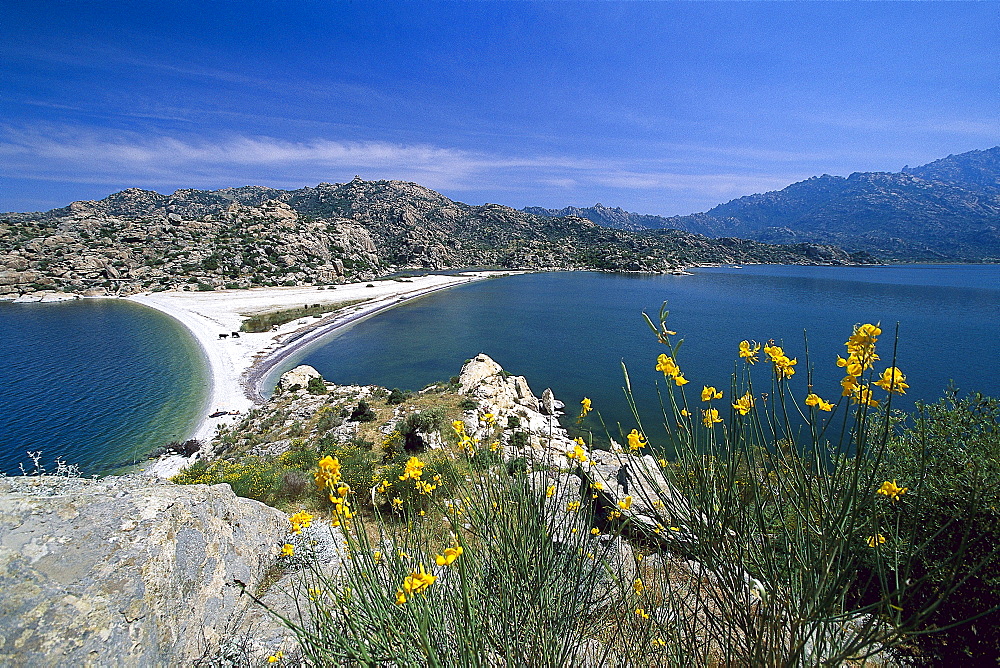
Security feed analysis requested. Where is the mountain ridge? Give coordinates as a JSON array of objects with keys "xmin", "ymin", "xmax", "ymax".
[
  {"xmin": 526, "ymin": 147, "xmax": 1000, "ymax": 261},
  {"xmin": 0, "ymin": 179, "xmax": 871, "ymax": 299}
]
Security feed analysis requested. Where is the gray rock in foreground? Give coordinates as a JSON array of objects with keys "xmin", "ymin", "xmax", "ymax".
[{"xmin": 0, "ymin": 475, "xmax": 288, "ymax": 667}]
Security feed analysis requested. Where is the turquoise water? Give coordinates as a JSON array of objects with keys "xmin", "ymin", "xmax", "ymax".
[
  {"xmin": 0, "ymin": 299, "xmax": 208, "ymax": 476},
  {"xmin": 288, "ymin": 265, "xmax": 1000, "ymax": 442}
]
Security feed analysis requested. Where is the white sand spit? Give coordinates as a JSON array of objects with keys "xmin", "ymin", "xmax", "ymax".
[{"xmin": 129, "ymin": 273, "xmax": 514, "ymax": 477}]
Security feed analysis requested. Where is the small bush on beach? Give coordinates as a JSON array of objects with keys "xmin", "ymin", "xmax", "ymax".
[{"xmin": 239, "ymin": 299, "xmax": 368, "ymax": 333}]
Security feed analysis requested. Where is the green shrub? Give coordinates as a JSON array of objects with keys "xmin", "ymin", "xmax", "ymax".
[
  {"xmin": 306, "ymin": 376, "xmax": 328, "ymax": 395},
  {"xmin": 397, "ymin": 408, "xmax": 446, "ymax": 453},
  {"xmin": 350, "ymin": 399, "xmax": 376, "ymax": 423},
  {"xmin": 386, "ymin": 388, "xmax": 409, "ymax": 405},
  {"xmin": 872, "ymin": 391, "xmax": 1000, "ymax": 662},
  {"xmin": 509, "ymin": 431, "xmax": 529, "ymax": 449}
]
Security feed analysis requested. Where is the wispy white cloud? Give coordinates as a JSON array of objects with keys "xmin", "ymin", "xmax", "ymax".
[{"xmin": 0, "ymin": 125, "xmax": 809, "ymax": 212}]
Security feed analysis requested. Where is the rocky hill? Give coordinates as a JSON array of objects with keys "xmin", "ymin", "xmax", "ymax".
[
  {"xmin": 0, "ymin": 179, "xmax": 871, "ymax": 299},
  {"xmin": 527, "ymin": 147, "xmax": 1000, "ymax": 262}
]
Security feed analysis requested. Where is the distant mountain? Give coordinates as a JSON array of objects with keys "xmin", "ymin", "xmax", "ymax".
[
  {"xmin": 527, "ymin": 147, "xmax": 1000, "ymax": 261},
  {"xmin": 0, "ymin": 179, "xmax": 871, "ymax": 298},
  {"xmin": 522, "ymin": 203, "xmax": 678, "ymax": 233}
]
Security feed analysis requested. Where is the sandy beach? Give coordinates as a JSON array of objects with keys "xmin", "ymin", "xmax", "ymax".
[{"xmin": 130, "ymin": 272, "xmax": 513, "ymax": 476}]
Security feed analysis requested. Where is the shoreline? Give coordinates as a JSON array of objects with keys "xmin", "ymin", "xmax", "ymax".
[{"xmin": 128, "ymin": 272, "xmax": 517, "ymax": 477}]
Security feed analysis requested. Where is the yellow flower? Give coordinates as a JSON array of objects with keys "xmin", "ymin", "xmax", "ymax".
[
  {"xmin": 651, "ymin": 638, "xmax": 666, "ymax": 648},
  {"xmin": 566, "ymin": 443, "xmax": 589, "ymax": 464},
  {"xmin": 841, "ymin": 374, "xmax": 859, "ymax": 397},
  {"xmin": 626, "ymin": 429, "xmax": 647, "ymax": 451},
  {"xmin": 805, "ymin": 393, "xmax": 834, "ymax": 411},
  {"xmin": 590, "ymin": 527, "xmax": 601, "ymax": 536},
  {"xmin": 399, "ymin": 456, "xmax": 426, "ymax": 481},
  {"xmin": 391, "ymin": 497, "xmax": 403, "ymax": 510},
  {"xmin": 732, "ymin": 391, "xmax": 754, "ymax": 416},
  {"xmin": 764, "ymin": 343, "xmax": 797, "ymax": 379},
  {"xmin": 314, "ymin": 456, "xmax": 342, "ymax": 489},
  {"xmin": 579, "ymin": 397, "xmax": 592, "ymax": 419},
  {"xmin": 546, "ymin": 485, "xmax": 555, "ymax": 498},
  {"xmin": 680, "ymin": 408, "xmax": 690, "ymax": 417},
  {"xmin": 875, "ymin": 367, "xmax": 909, "ymax": 395},
  {"xmin": 877, "ymin": 480, "xmax": 908, "ymax": 502},
  {"xmin": 452, "ymin": 420, "xmax": 466, "ymax": 435},
  {"xmin": 435, "ymin": 544, "xmax": 463, "ymax": 567},
  {"xmin": 852, "ymin": 384, "xmax": 880, "ymax": 407},
  {"xmin": 618, "ymin": 495, "xmax": 633, "ymax": 511},
  {"xmin": 402, "ymin": 563, "xmax": 437, "ymax": 596},
  {"xmin": 635, "ymin": 607, "xmax": 650, "ymax": 619},
  {"xmin": 288, "ymin": 510, "xmax": 313, "ymax": 535},
  {"xmin": 655, "ymin": 353, "xmax": 678, "ymax": 376},
  {"xmin": 394, "ymin": 588, "xmax": 407, "ymax": 605},
  {"xmin": 266, "ymin": 650, "xmax": 284, "ymax": 663},
  {"xmin": 373, "ymin": 550, "xmax": 382, "ymax": 563},
  {"xmin": 633, "ymin": 578, "xmax": 645, "ymax": 596},
  {"xmin": 415, "ymin": 480, "xmax": 437, "ymax": 495},
  {"xmin": 375, "ymin": 479, "xmax": 392, "ymax": 494},
  {"xmin": 701, "ymin": 386, "xmax": 723, "ymax": 402},
  {"xmin": 566, "ymin": 501, "xmax": 581, "ymax": 513},
  {"xmin": 673, "ymin": 373, "xmax": 690, "ymax": 386},
  {"xmin": 280, "ymin": 544, "xmax": 294, "ymax": 557},
  {"xmin": 841, "ymin": 323, "xmax": 882, "ymax": 376},
  {"xmin": 702, "ymin": 408, "xmax": 723, "ymax": 427},
  {"xmin": 867, "ymin": 534, "xmax": 886, "ymax": 548},
  {"xmin": 739, "ymin": 340, "xmax": 760, "ymax": 364}
]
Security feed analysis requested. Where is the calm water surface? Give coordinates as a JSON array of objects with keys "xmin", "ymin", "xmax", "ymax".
[
  {"xmin": 0, "ymin": 299, "xmax": 208, "ymax": 476},
  {"xmin": 287, "ymin": 265, "xmax": 1000, "ymax": 443},
  {"xmin": 1, "ymin": 266, "xmax": 995, "ymax": 474}
]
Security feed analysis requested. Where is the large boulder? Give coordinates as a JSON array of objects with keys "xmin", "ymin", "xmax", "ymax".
[
  {"xmin": 277, "ymin": 364, "xmax": 322, "ymax": 392},
  {"xmin": 0, "ymin": 475, "xmax": 288, "ymax": 666},
  {"xmin": 585, "ymin": 450, "xmax": 698, "ymax": 544}
]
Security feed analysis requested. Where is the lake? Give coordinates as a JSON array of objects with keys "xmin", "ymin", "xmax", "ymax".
[{"xmin": 285, "ymin": 264, "xmax": 1000, "ymax": 443}]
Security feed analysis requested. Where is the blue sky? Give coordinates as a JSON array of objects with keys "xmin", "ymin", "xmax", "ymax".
[{"xmin": 2, "ymin": 1, "xmax": 999, "ymax": 215}]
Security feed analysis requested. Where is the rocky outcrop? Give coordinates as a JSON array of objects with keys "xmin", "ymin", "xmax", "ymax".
[
  {"xmin": 276, "ymin": 364, "xmax": 322, "ymax": 393},
  {"xmin": 456, "ymin": 354, "xmax": 699, "ymax": 541},
  {"xmin": 0, "ymin": 475, "xmax": 289, "ymax": 666}
]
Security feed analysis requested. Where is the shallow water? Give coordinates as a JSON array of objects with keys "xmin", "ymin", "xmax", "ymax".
[{"xmin": 0, "ymin": 299, "xmax": 208, "ymax": 476}]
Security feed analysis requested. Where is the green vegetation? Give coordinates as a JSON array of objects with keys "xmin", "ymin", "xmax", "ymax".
[
  {"xmin": 239, "ymin": 299, "xmax": 369, "ymax": 333},
  {"xmin": 873, "ymin": 391, "xmax": 1000, "ymax": 661},
  {"xmin": 306, "ymin": 376, "xmax": 327, "ymax": 395},
  {"xmin": 176, "ymin": 307, "xmax": 997, "ymax": 665}
]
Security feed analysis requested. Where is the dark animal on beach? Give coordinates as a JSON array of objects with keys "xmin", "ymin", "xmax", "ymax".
[
  {"xmin": 218, "ymin": 333, "xmax": 229, "ymax": 339},
  {"xmin": 231, "ymin": 332, "xmax": 240, "ymax": 338}
]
